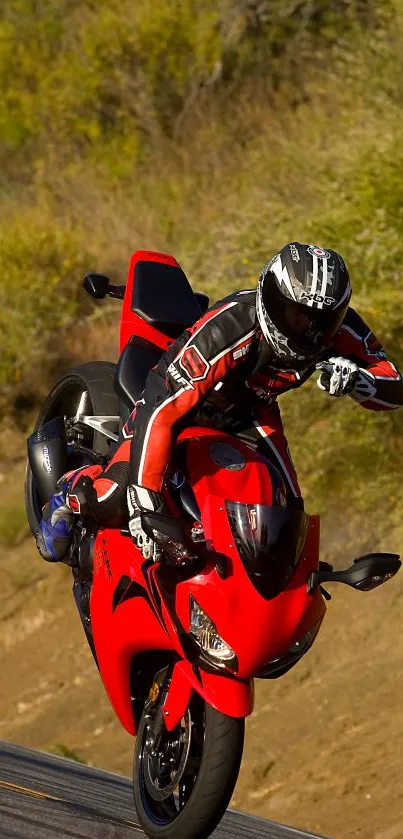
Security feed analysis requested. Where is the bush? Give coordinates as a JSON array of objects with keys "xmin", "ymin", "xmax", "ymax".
[
  {"xmin": 0, "ymin": 0, "xmax": 390, "ymax": 173},
  {"xmin": 0, "ymin": 210, "xmax": 93, "ymax": 389}
]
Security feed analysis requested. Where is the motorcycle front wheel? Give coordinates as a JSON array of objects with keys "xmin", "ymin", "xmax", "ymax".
[{"xmin": 133, "ymin": 693, "xmax": 245, "ymax": 839}]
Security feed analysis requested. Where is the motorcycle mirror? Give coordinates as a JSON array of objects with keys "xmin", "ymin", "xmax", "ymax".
[
  {"xmin": 83, "ymin": 273, "xmax": 111, "ymax": 299},
  {"xmin": 308, "ymin": 552, "xmax": 401, "ymax": 594}
]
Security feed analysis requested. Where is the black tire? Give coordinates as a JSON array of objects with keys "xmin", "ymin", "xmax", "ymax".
[
  {"xmin": 133, "ymin": 696, "xmax": 245, "ymax": 839},
  {"xmin": 25, "ymin": 361, "xmax": 118, "ymax": 536}
]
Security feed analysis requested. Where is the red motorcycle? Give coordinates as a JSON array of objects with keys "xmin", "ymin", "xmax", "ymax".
[{"xmin": 25, "ymin": 250, "xmax": 401, "ymax": 839}]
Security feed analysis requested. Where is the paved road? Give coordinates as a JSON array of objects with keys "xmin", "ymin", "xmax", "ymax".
[{"xmin": 0, "ymin": 741, "xmax": 329, "ymax": 839}]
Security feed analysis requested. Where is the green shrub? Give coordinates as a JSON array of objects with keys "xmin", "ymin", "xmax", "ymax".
[
  {"xmin": 0, "ymin": 0, "xmax": 390, "ymax": 173},
  {"xmin": 0, "ymin": 211, "xmax": 93, "ymax": 389}
]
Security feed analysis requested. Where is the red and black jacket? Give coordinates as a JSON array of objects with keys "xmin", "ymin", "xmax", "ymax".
[{"xmin": 130, "ymin": 290, "xmax": 403, "ymax": 492}]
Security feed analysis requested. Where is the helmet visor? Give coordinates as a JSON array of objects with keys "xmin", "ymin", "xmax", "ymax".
[{"xmin": 267, "ymin": 289, "xmax": 348, "ymax": 355}]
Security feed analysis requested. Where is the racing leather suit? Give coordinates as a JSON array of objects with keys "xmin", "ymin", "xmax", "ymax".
[{"xmin": 64, "ymin": 290, "xmax": 402, "ymax": 524}]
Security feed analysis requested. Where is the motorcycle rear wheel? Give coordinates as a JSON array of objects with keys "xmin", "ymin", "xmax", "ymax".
[
  {"xmin": 133, "ymin": 693, "xmax": 244, "ymax": 839},
  {"xmin": 24, "ymin": 361, "xmax": 118, "ymax": 536}
]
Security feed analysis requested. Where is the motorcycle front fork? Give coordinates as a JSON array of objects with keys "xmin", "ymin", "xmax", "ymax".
[{"xmin": 143, "ymin": 668, "xmax": 173, "ymax": 756}]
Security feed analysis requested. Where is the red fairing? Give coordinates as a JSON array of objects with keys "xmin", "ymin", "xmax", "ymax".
[
  {"xmin": 175, "ymin": 429, "xmax": 325, "ymax": 680},
  {"xmin": 120, "ymin": 250, "xmax": 182, "ymax": 353},
  {"xmin": 90, "ymin": 426, "xmax": 325, "ymax": 736},
  {"xmin": 177, "ymin": 508, "xmax": 324, "ymax": 680},
  {"xmin": 90, "ymin": 529, "xmax": 174, "ymax": 735},
  {"xmin": 161, "ymin": 661, "xmax": 254, "ymax": 732},
  {"xmin": 90, "ymin": 524, "xmax": 256, "ymax": 733}
]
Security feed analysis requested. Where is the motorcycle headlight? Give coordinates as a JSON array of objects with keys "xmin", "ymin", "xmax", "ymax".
[{"xmin": 189, "ymin": 596, "xmax": 236, "ymax": 666}]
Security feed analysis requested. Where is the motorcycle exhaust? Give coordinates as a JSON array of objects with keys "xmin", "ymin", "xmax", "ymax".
[{"xmin": 27, "ymin": 417, "xmax": 68, "ymax": 503}]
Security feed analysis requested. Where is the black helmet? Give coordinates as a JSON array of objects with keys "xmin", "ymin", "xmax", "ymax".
[{"xmin": 256, "ymin": 242, "xmax": 351, "ymax": 366}]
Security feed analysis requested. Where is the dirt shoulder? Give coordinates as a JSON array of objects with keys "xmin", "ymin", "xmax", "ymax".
[{"xmin": 1, "ymin": 455, "xmax": 402, "ymax": 839}]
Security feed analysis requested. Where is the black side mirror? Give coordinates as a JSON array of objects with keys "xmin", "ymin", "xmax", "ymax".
[
  {"xmin": 308, "ymin": 552, "xmax": 401, "ymax": 594},
  {"xmin": 83, "ymin": 273, "xmax": 110, "ymax": 299}
]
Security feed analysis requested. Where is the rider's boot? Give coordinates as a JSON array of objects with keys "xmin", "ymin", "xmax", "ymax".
[
  {"xmin": 36, "ymin": 472, "xmax": 101, "ymax": 563},
  {"xmin": 36, "ymin": 482, "xmax": 75, "ymax": 563},
  {"xmin": 27, "ymin": 417, "xmax": 74, "ymax": 563}
]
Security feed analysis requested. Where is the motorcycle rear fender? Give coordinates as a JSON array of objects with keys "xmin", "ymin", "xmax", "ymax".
[{"xmin": 162, "ymin": 659, "xmax": 254, "ymax": 732}]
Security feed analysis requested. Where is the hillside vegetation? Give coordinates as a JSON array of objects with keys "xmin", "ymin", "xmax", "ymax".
[
  {"xmin": 1, "ymin": 0, "xmax": 402, "ymax": 518},
  {"xmin": 1, "ymin": 6, "xmax": 403, "ymax": 837}
]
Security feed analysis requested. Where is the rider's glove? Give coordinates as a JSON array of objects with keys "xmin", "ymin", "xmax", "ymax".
[
  {"xmin": 316, "ymin": 357, "xmax": 359, "ymax": 398},
  {"xmin": 66, "ymin": 474, "xmax": 100, "ymax": 519},
  {"xmin": 127, "ymin": 484, "xmax": 164, "ymax": 540}
]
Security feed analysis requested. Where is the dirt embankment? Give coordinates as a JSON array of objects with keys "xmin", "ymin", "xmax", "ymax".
[{"xmin": 1, "ymin": 448, "xmax": 402, "ymax": 839}]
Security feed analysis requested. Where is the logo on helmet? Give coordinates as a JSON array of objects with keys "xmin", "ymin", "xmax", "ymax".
[
  {"xmin": 289, "ymin": 243, "xmax": 300, "ymax": 262},
  {"xmin": 300, "ymin": 292, "xmax": 336, "ymax": 306},
  {"xmin": 308, "ymin": 246, "xmax": 331, "ymax": 259}
]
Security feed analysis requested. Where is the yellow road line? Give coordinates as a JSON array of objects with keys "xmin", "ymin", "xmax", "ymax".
[
  {"xmin": 0, "ymin": 778, "xmax": 144, "ymax": 832},
  {"xmin": 0, "ymin": 778, "xmax": 62, "ymax": 801}
]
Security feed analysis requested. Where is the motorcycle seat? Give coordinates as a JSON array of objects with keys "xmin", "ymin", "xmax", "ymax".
[{"xmin": 115, "ymin": 336, "xmax": 164, "ymax": 414}]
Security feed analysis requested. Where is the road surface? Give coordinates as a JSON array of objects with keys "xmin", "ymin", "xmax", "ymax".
[{"xmin": 0, "ymin": 740, "xmax": 329, "ymax": 839}]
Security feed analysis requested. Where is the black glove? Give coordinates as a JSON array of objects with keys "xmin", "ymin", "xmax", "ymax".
[
  {"xmin": 66, "ymin": 475, "xmax": 100, "ymax": 518},
  {"xmin": 316, "ymin": 356, "xmax": 359, "ymax": 397}
]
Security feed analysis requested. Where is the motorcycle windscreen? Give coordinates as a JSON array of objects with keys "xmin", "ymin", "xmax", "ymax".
[{"xmin": 225, "ymin": 502, "xmax": 308, "ymax": 599}]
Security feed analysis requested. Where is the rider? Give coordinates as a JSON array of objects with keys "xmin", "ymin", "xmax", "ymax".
[{"xmin": 37, "ymin": 242, "xmax": 403, "ymax": 562}]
